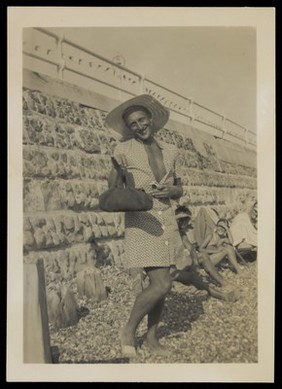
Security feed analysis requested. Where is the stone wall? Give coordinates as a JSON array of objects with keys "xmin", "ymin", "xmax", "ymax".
[{"xmin": 22, "ymin": 71, "xmax": 257, "ymax": 289}]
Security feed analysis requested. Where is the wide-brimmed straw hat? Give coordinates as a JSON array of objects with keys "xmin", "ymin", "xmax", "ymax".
[{"xmin": 105, "ymin": 94, "xmax": 170, "ymax": 140}]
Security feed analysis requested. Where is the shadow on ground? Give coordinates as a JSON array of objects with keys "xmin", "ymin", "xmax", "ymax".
[
  {"xmin": 160, "ymin": 290, "xmax": 207, "ymax": 338},
  {"xmin": 137, "ymin": 290, "xmax": 207, "ymax": 347}
]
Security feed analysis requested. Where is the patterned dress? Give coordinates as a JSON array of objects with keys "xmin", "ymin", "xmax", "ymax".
[{"xmin": 113, "ymin": 137, "xmax": 183, "ymax": 268}]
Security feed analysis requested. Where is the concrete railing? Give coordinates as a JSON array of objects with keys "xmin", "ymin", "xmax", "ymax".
[{"xmin": 23, "ymin": 27, "xmax": 256, "ymax": 150}]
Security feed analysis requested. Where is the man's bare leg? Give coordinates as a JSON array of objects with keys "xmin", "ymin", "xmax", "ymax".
[
  {"xmin": 144, "ymin": 296, "xmax": 170, "ymax": 355},
  {"xmin": 209, "ymin": 247, "xmax": 242, "ymax": 273},
  {"xmin": 198, "ymin": 252, "xmax": 230, "ymax": 287},
  {"xmin": 209, "ymin": 249, "xmax": 228, "ymax": 266},
  {"xmin": 120, "ymin": 267, "xmax": 171, "ymax": 354},
  {"xmin": 225, "ymin": 245, "xmax": 242, "ymax": 273}
]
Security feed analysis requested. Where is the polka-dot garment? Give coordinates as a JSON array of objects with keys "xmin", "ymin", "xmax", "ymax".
[{"xmin": 113, "ymin": 137, "xmax": 183, "ymax": 269}]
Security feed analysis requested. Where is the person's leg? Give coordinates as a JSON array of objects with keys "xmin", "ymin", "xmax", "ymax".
[
  {"xmin": 120, "ymin": 266, "xmax": 171, "ymax": 352},
  {"xmin": 208, "ymin": 285, "xmax": 240, "ymax": 302},
  {"xmin": 225, "ymin": 245, "xmax": 241, "ymax": 273},
  {"xmin": 175, "ymin": 268, "xmax": 209, "ymax": 290},
  {"xmin": 209, "ymin": 246, "xmax": 241, "ymax": 273},
  {"xmin": 209, "ymin": 248, "xmax": 229, "ymax": 266},
  {"xmin": 145, "ymin": 267, "xmax": 172, "ymax": 354},
  {"xmin": 130, "ymin": 267, "xmax": 144, "ymax": 295},
  {"xmin": 175, "ymin": 268, "xmax": 238, "ymax": 301},
  {"xmin": 145, "ymin": 296, "xmax": 168, "ymax": 355},
  {"xmin": 198, "ymin": 252, "xmax": 229, "ymax": 287}
]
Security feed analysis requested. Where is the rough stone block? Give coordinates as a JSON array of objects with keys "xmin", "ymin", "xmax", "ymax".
[
  {"xmin": 92, "ymin": 225, "xmax": 102, "ymax": 239},
  {"xmin": 47, "ymin": 284, "xmax": 79, "ymax": 328},
  {"xmin": 76, "ymin": 266, "xmax": 107, "ymax": 301}
]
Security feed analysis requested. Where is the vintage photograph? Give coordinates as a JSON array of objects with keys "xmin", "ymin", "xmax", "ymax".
[{"xmin": 8, "ymin": 7, "xmax": 275, "ymax": 382}]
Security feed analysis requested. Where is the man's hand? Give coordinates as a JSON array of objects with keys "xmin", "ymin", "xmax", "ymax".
[{"xmin": 150, "ymin": 184, "xmax": 183, "ymax": 199}]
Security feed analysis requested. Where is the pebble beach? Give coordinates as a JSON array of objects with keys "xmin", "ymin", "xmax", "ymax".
[{"xmin": 49, "ymin": 261, "xmax": 257, "ymax": 364}]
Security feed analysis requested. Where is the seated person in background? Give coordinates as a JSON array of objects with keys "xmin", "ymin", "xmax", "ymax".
[
  {"xmin": 198, "ymin": 218, "xmax": 242, "ymax": 274},
  {"xmin": 170, "ymin": 205, "xmax": 239, "ymax": 302},
  {"xmin": 229, "ymin": 201, "xmax": 257, "ymax": 260}
]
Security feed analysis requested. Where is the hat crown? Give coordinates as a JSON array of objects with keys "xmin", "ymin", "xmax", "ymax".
[{"xmin": 105, "ymin": 94, "xmax": 169, "ymax": 140}]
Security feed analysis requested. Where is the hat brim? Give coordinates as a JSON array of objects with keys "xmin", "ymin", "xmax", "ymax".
[
  {"xmin": 105, "ymin": 94, "xmax": 170, "ymax": 140},
  {"xmin": 176, "ymin": 213, "xmax": 191, "ymax": 220},
  {"xmin": 217, "ymin": 223, "xmax": 228, "ymax": 231}
]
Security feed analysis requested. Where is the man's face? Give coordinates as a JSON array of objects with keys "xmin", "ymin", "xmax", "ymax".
[
  {"xmin": 124, "ymin": 110, "xmax": 153, "ymax": 141},
  {"xmin": 177, "ymin": 217, "xmax": 190, "ymax": 231},
  {"xmin": 216, "ymin": 225, "xmax": 227, "ymax": 237}
]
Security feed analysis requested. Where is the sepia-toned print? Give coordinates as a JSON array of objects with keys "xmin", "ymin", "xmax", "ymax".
[{"xmin": 8, "ymin": 7, "xmax": 275, "ymax": 383}]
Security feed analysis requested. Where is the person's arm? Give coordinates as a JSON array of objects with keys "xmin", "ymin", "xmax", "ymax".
[
  {"xmin": 150, "ymin": 176, "xmax": 183, "ymax": 200},
  {"xmin": 108, "ymin": 167, "xmax": 122, "ymax": 189},
  {"xmin": 198, "ymin": 233, "xmax": 213, "ymax": 250},
  {"xmin": 221, "ymin": 237, "xmax": 232, "ymax": 246},
  {"xmin": 181, "ymin": 233, "xmax": 193, "ymax": 252},
  {"xmin": 108, "ymin": 146, "xmax": 127, "ymax": 189},
  {"xmin": 180, "ymin": 233, "xmax": 198, "ymax": 267},
  {"xmin": 151, "ymin": 148, "xmax": 183, "ymax": 200}
]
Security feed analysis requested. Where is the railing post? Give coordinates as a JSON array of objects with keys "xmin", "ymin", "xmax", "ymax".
[
  {"xmin": 24, "ymin": 28, "xmax": 254, "ymax": 147},
  {"xmin": 139, "ymin": 73, "xmax": 145, "ymax": 94},
  {"xmin": 57, "ymin": 34, "xmax": 65, "ymax": 80},
  {"xmin": 189, "ymin": 99, "xmax": 195, "ymax": 124},
  {"xmin": 245, "ymin": 128, "xmax": 248, "ymax": 145},
  {"xmin": 186, "ymin": 98, "xmax": 191, "ymax": 121},
  {"xmin": 221, "ymin": 115, "xmax": 226, "ymax": 139}
]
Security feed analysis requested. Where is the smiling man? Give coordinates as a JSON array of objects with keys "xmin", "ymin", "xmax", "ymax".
[{"xmin": 105, "ymin": 95, "xmax": 183, "ymax": 357}]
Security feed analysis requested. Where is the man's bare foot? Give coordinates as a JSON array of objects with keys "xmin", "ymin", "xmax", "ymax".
[
  {"xmin": 221, "ymin": 287, "xmax": 240, "ymax": 302},
  {"xmin": 235, "ymin": 265, "xmax": 246, "ymax": 274},
  {"xmin": 119, "ymin": 327, "xmax": 136, "ymax": 357},
  {"xmin": 219, "ymin": 279, "xmax": 231, "ymax": 288},
  {"xmin": 143, "ymin": 337, "xmax": 171, "ymax": 356},
  {"xmin": 236, "ymin": 266, "xmax": 250, "ymax": 278},
  {"xmin": 209, "ymin": 285, "xmax": 240, "ymax": 302}
]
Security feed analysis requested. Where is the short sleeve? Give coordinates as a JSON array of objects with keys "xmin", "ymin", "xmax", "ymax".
[
  {"xmin": 112, "ymin": 142, "xmax": 122, "ymax": 158},
  {"xmin": 112, "ymin": 142, "xmax": 128, "ymax": 167}
]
